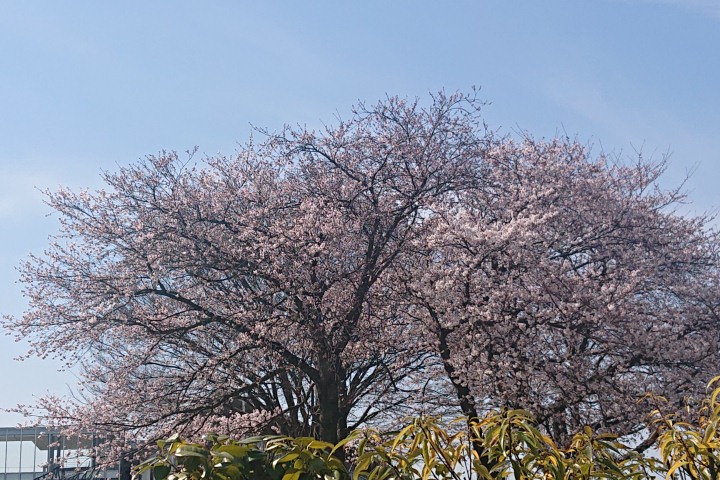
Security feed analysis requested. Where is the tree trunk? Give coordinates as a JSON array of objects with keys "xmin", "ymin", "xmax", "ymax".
[
  {"xmin": 437, "ymin": 324, "xmax": 497, "ymax": 472},
  {"xmin": 316, "ymin": 352, "xmax": 349, "ymax": 446}
]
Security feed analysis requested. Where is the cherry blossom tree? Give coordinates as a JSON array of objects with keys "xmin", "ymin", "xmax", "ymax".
[
  {"xmin": 408, "ymin": 139, "xmax": 720, "ymax": 447},
  {"xmin": 3, "ymin": 92, "xmax": 486, "ymax": 447},
  {"xmin": 4, "ymin": 91, "xmax": 719, "ymax": 457}
]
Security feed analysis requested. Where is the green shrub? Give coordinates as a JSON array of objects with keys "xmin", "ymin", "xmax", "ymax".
[{"xmin": 137, "ymin": 378, "xmax": 720, "ymax": 480}]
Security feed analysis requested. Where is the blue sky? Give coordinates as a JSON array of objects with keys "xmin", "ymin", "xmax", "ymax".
[{"xmin": 1, "ymin": 0, "xmax": 719, "ymax": 425}]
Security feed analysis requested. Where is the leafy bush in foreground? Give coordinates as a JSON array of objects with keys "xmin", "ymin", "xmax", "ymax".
[{"xmin": 137, "ymin": 380, "xmax": 720, "ymax": 480}]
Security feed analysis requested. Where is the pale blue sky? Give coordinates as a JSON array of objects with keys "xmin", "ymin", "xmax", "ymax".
[{"xmin": 1, "ymin": 0, "xmax": 719, "ymax": 425}]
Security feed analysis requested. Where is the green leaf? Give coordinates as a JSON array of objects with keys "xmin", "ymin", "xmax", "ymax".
[
  {"xmin": 153, "ymin": 465, "xmax": 171, "ymax": 480},
  {"xmin": 273, "ymin": 452, "xmax": 300, "ymax": 467},
  {"xmin": 282, "ymin": 471, "xmax": 301, "ymax": 480},
  {"xmin": 330, "ymin": 435, "xmax": 355, "ymax": 455},
  {"xmin": 175, "ymin": 445, "xmax": 210, "ymax": 458},
  {"xmin": 215, "ymin": 445, "xmax": 249, "ymax": 459},
  {"xmin": 213, "ymin": 451, "xmax": 236, "ymax": 463},
  {"xmin": 238, "ymin": 436, "xmax": 270, "ymax": 445},
  {"xmin": 307, "ymin": 440, "xmax": 335, "ymax": 450}
]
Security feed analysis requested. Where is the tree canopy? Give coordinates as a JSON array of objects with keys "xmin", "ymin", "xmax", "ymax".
[{"xmin": 4, "ymin": 92, "xmax": 719, "ymax": 452}]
